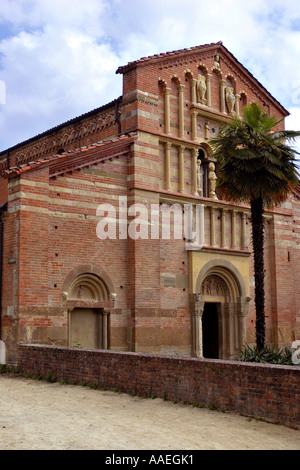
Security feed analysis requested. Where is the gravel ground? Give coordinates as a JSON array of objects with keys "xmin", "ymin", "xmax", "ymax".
[{"xmin": 0, "ymin": 375, "xmax": 299, "ymax": 451}]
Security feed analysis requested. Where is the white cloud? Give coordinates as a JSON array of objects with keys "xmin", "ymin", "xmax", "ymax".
[
  {"xmin": 285, "ymin": 107, "xmax": 300, "ymax": 158},
  {"xmin": 0, "ymin": 0, "xmax": 300, "ymax": 150}
]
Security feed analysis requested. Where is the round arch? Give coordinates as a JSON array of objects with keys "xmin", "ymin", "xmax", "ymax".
[
  {"xmin": 198, "ymin": 142, "xmax": 213, "ymax": 160},
  {"xmin": 68, "ymin": 274, "xmax": 109, "ymax": 301},
  {"xmin": 195, "ymin": 259, "xmax": 246, "ymax": 299},
  {"xmin": 61, "ymin": 264, "xmax": 115, "ymax": 300}
]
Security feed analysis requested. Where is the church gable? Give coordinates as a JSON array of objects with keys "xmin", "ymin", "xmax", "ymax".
[{"xmin": 115, "ymin": 42, "xmax": 288, "ymax": 153}]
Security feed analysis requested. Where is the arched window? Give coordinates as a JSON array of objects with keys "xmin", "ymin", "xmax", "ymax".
[{"xmin": 198, "ymin": 147, "xmax": 219, "ymax": 198}]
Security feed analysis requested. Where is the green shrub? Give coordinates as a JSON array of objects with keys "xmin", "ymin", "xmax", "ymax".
[
  {"xmin": 237, "ymin": 344, "xmax": 295, "ymax": 365},
  {"xmin": 45, "ymin": 371, "xmax": 57, "ymax": 383}
]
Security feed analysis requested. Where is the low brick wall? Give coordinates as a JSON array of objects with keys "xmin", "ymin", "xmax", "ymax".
[{"xmin": 17, "ymin": 344, "xmax": 300, "ymax": 429}]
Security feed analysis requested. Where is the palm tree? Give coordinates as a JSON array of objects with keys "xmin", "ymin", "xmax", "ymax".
[{"xmin": 209, "ymin": 102, "xmax": 300, "ymax": 351}]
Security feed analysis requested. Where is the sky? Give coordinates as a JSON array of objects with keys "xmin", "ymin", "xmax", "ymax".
[{"xmin": 0, "ymin": 0, "xmax": 300, "ymax": 154}]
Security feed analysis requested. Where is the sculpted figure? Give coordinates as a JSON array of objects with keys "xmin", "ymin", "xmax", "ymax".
[
  {"xmin": 204, "ymin": 122, "xmax": 210, "ymax": 140},
  {"xmin": 196, "ymin": 159, "xmax": 202, "ymax": 195},
  {"xmin": 225, "ymin": 86, "xmax": 236, "ymax": 114},
  {"xmin": 208, "ymin": 162, "xmax": 218, "ymax": 199},
  {"xmin": 196, "ymin": 75, "xmax": 207, "ymax": 103},
  {"xmin": 214, "ymin": 55, "xmax": 220, "ymax": 70}
]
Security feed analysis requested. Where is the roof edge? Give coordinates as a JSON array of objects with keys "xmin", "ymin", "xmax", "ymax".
[
  {"xmin": 116, "ymin": 42, "xmax": 223, "ymax": 74},
  {"xmin": 116, "ymin": 42, "xmax": 289, "ymax": 116},
  {"xmin": 3, "ymin": 132, "xmax": 137, "ymax": 179},
  {"xmin": 0, "ymin": 96, "xmax": 123, "ymax": 157}
]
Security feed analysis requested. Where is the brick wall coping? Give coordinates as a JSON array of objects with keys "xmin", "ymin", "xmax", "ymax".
[{"xmin": 17, "ymin": 343, "xmax": 300, "ymax": 370}]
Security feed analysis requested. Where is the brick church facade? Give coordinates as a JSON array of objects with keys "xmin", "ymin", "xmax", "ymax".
[{"xmin": 0, "ymin": 42, "xmax": 299, "ymax": 364}]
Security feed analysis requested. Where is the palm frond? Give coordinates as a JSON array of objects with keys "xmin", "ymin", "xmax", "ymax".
[{"xmin": 209, "ymin": 102, "xmax": 300, "ymax": 207}]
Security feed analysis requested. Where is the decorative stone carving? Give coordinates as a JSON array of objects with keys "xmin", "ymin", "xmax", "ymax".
[
  {"xmin": 11, "ymin": 111, "xmax": 116, "ymax": 169},
  {"xmin": 208, "ymin": 162, "xmax": 218, "ymax": 199},
  {"xmin": 190, "ymin": 293, "xmax": 204, "ymax": 315},
  {"xmin": 214, "ymin": 55, "xmax": 221, "ymax": 70},
  {"xmin": 196, "ymin": 75, "xmax": 207, "ymax": 104},
  {"xmin": 225, "ymin": 86, "xmax": 236, "ymax": 114},
  {"xmin": 77, "ymin": 285, "xmax": 86, "ymax": 299},
  {"xmin": 190, "ymin": 293, "xmax": 205, "ymax": 358},
  {"xmin": 110, "ymin": 293, "xmax": 117, "ymax": 306},
  {"xmin": 62, "ymin": 291, "xmax": 68, "ymax": 301},
  {"xmin": 201, "ymin": 275, "xmax": 229, "ymax": 298},
  {"xmin": 238, "ymin": 296, "xmax": 252, "ymax": 317},
  {"xmin": 69, "ymin": 274, "xmax": 109, "ymax": 301},
  {"xmin": 204, "ymin": 122, "xmax": 210, "ymax": 140}
]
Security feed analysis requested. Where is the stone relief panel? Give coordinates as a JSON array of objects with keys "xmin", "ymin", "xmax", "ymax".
[
  {"xmin": 201, "ymin": 274, "xmax": 229, "ymax": 298},
  {"xmin": 68, "ymin": 274, "xmax": 109, "ymax": 302},
  {"xmin": 4, "ymin": 110, "xmax": 116, "ymax": 171}
]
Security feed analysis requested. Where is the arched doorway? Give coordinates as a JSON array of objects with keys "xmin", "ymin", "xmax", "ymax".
[
  {"xmin": 202, "ymin": 302, "xmax": 220, "ymax": 359},
  {"xmin": 191, "ymin": 260, "xmax": 251, "ymax": 359},
  {"xmin": 61, "ymin": 265, "xmax": 116, "ymax": 350}
]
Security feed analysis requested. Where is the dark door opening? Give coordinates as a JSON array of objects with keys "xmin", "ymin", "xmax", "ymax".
[{"xmin": 202, "ymin": 302, "xmax": 219, "ymax": 359}]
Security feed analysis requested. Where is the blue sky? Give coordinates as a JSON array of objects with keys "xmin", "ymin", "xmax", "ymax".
[{"xmin": 0, "ymin": 0, "xmax": 300, "ymax": 153}]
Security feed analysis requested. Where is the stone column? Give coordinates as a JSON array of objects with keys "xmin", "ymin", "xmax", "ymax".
[
  {"xmin": 191, "ymin": 78, "xmax": 197, "ymax": 103},
  {"xmin": 190, "ymin": 294, "xmax": 205, "ymax": 357},
  {"xmin": 210, "ymin": 206, "xmax": 216, "ymax": 247},
  {"xmin": 164, "ymin": 87, "xmax": 171, "ymax": 134},
  {"xmin": 220, "ymin": 79, "xmax": 227, "ymax": 113},
  {"xmin": 221, "ymin": 303, "xmax": 230, "ymax": 358},
  {"xmin": 192, "ymin": 148, "xmax": 198, "ymax": 195},
  {"xmin": 237, "ymin": 297, "xmax": 251, "ymax": 351},
  {"xmin": 165, "ymin": 142, "xmax": 171, "ymax": 190},
  {"xmin": 235, "ymin": 94, "xmax": 240, "ymax": 115},
  {"xmin": 219, "ymin": 303, "xmax": 227, "ymax": 359},
  {"xmin": 206, "ymin": 74, "xmax": 212, "ymax": 107},
  {"xmin": 178, "ymin": 84, "xmax": 185, "ymax": 138},
  {"xmin": 178, "ymin": 145, "xmax": 185, "ymax": 193},
  {"xmin": 221, "ymin": 208, "xmax": 226, "ymax": 248},
  {"xmin": 102, "ymin": 309, "xmax": 110, "ymax": 350},
  {"xmin": 196, "ymin": 203, "xmax": 205, "ymax": 246},
  {"xmin": 241, "ymin": 212, "xmax": 247, "ymax": 250},
  {"xmin": 225, "ymin": 302, "xmax": 236, "ymax": 358},
  {"xmin": 191, "ymin": 109, "xmax": 197, "ymax": 140},
  {"xmin": 231, "ymin": 210, "xmax": 237, "ymax": 249}
]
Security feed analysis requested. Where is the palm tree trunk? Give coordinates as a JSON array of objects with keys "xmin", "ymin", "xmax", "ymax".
[{"xmin": 250, "ymin": 197, "xmax": 266, "ymax": 351}]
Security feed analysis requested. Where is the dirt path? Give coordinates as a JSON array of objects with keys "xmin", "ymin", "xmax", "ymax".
[{"xmin": 0, "ymin": 376, "xmax": 299, "ymax": 450}]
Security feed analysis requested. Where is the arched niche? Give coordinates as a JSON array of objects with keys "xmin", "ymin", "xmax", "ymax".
[
  {"xmin": 224, "ymin": 75, "xmax": 237, "ymax": 115},
  {"xmin": 211, "ymin": 69, "xmax": 222, "ymax": 111},
  {"xmin": 240, "ymin": 92, "xmax": 247, "ymax": 110},
  {"xmin": 68, "ymin": 273, "xmax": 109, "ymax": 301},
  {"xmin": 197, "ymin": 143, "xmax": 217, "ymax": 198},
  {"xmin": 61, "ymin": 265, "xmax": 116, "ymax": 350},
  {"xmin": 61, "ymin": 264, "xmax": 115, "ymax": 302},
  {"xmin": 184, "ymin": 70, "xmax": 194, "ymax": 103},
  {"xmin": 196, "ymin": 65, "xmax": 208, "ymax": 105},
  {"xmin": 170, "ymin": 76, "xmax": 180, "ymax": 136}
]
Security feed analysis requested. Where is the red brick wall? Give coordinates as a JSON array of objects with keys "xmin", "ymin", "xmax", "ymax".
[
  {"xmin": 1, "ymin": 43, "xmax": 298, "ymax": 362},
  {"xmin": 18, "ymin": 344, "xmax": 300, "ymax": 430}
]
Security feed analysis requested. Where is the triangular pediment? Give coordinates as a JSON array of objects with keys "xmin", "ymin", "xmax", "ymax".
[{"xmin": 117, "ymin": 42, "xmax": 288, "ymax": 116}]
